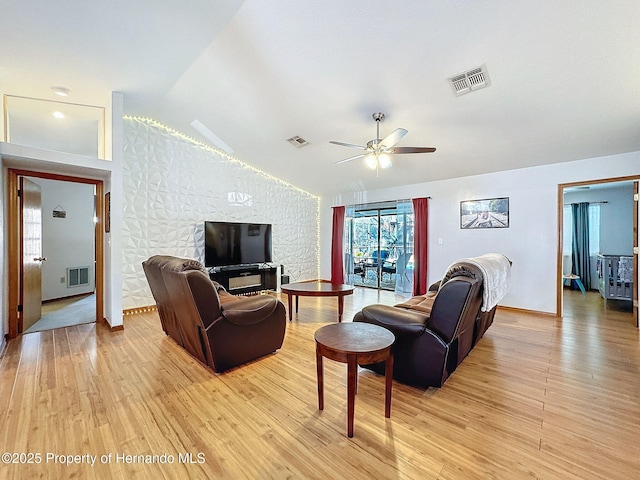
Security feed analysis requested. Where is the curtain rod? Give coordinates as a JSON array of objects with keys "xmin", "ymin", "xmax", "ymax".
[{"xmin": 563, "ymin": 201, "xmax": 608, "ymax": 205}]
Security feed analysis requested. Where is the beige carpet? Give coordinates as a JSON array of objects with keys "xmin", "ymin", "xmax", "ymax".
[{"xmin": 24, "ymin": 293, "xmax": 96, "ymax": 334}]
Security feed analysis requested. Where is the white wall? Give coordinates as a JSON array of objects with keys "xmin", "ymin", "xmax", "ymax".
[
  {"xmin": 599, "ymin": 186, "xmax": 635, "ymax": 256},
  {"xmin": 122, "ymin": 118, "xmax": 320, "ymax": 309},
  {"xmin": 103, "ymin": 92, "xmax": 124, "ymax": 327},
  {"xmin": 36, "ymin": 178, "xmax": 95, "ymax": 300},
  {"xmin": 321, "ymin": 151, "xmax": 639, "ymax": 315}
]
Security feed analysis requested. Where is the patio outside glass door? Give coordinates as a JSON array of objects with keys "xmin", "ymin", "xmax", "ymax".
[{"xmin": 346, "ymin": 201, "xmax": 414, "ymax": 293}]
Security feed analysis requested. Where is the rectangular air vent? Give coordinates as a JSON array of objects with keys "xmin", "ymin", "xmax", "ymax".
[
  {"xmin": 287, "ymin": 136, "xmax": 310, "ymax": 147},
  {"xmin": 448, "ymin": 64, "xmax": 490, "ymax": 96},
  {"xmin": 67, "ymin": 266, "xmax": 89, "ymax": 288}
]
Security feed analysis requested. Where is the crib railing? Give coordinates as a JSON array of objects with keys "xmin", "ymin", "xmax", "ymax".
[{"xmin": 597, "ymin": 254, "xmax": 633, "ymax": 305}]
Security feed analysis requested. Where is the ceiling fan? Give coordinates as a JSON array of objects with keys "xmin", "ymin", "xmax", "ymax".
[{"xmin": 330, "ymin": 112, "xmax": 436, "ymax": 170}]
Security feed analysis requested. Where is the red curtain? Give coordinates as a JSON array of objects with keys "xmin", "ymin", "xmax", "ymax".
[
  {"xmin": 412, "ymin": 197, "xmax": 429, "ymax": 295},
  {"xmin": 331, "ymin": 206, "xmax": 345, "ymax": 284}
]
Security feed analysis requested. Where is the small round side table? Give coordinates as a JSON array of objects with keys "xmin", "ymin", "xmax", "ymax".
[{"xmin": 314, "ymin": 322, "xmax": 395, "ymax": 437}]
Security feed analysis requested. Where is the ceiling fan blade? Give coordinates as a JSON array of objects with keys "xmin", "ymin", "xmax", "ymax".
[
  {"xmin": 329, "ymin": 140, "xmax": 367, "ymax": 150},
  {"xmin": 379, "ymin": 128, "xmax": 408, "ymax": 148},
  {"xmin": 389, "ymin": 146, "xmax": 437, "ymax": 154},
  {"xmin": 335, "ymin": 153, "xmax": 366, "ymax": 165}
]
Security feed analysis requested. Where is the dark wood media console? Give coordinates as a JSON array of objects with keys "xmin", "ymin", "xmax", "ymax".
[{"xmin": 209, "ymin": 264, "xmax": 280, "ymax": 295}]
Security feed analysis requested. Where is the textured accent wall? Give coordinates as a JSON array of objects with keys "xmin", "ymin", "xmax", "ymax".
[{"xmin": 122, "ymin": 117, "xmax": 319, "ymax": 309}]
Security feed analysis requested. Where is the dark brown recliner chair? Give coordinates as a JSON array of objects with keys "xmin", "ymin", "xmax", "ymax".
[
  {"xmin": 142, "ymin": 255, "xmax": 286, "ymax": 373},
  {"xmin": 353, "ymin": 258, "xmax": 508, "ymax": 388}
]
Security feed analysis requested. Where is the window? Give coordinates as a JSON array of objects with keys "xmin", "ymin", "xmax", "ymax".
[{"xmin": 563, "ymin": 204, "xmax": 600, "ymax": 256}]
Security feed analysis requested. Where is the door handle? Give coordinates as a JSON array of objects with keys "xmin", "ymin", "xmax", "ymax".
[{"xmin": 33, "ymin": 257, "xmax": 47, "ymax": 262}]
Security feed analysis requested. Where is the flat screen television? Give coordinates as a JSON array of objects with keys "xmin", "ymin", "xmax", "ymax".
[{"xmin": 204, "ymin": 221, "xmax": 273, "ymax": 267}]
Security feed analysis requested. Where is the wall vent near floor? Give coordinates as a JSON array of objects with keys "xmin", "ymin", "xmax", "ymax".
[
  {"xmin": 448, "ymin": 64, "xmax": 491, "ymax": 96},
  {"xmin": 67, "ymin": 267, "xmax": 90, "ymax": 288}
]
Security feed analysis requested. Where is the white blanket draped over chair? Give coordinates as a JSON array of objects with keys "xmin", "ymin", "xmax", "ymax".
[{"xmin": 447, "ymin": 253, "xmax": 512, "ymax": 312}]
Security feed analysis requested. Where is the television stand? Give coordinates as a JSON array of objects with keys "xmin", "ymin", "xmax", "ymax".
[{"xmin": 209, "ymin": 264, "xmax": 279, "ymax": 295}]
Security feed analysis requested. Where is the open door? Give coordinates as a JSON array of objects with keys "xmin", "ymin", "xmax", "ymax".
[{"xmin": 19, "ymin": 177, "xmax": 45, "ymax": 333}]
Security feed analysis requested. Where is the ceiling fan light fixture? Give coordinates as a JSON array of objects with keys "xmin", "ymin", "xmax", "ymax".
[
  {"xmin": 331, "ymin": 111, "xmax": 436, "ymax": 168},
  {"xmin": 378, "ymin": 154, "xmax": 392, "ymax": 169},
  {"xmin": 365, "ymin": 155, "xmax": 377, "ymax": 169}
]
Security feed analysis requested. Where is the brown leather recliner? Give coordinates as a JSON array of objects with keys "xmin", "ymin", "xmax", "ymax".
[
  {"xmin": 353, "ymin": 261, "xmax": 502, "ymax": 388},
  {"xmin": 396, "ymin": 262, "xmax": 499, "ymax": 347},
  {"xmin": 142, "ymin": 255, "xmax": 286, "ymax": 373}
]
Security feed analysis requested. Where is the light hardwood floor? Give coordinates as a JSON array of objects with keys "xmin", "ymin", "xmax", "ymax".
[{"xmin": 0, "ymin": 288, "xmax": 638, "ymax": 479}]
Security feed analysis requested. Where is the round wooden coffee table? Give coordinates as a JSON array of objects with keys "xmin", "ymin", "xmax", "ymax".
[
  {"xmin": 314, "ymin": 322, "xmax": 395, "ymax": 437},
  {"xmin": 281, "ymin": 280, "xmax": 355, "ymax": 322}
]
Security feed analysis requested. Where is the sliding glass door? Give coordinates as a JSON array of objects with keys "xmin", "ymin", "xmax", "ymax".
[{"xmin": 345, "ymin": 201, "xmax": 413, "ymax": 293}]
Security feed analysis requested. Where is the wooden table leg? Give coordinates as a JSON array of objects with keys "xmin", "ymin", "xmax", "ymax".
[
  {"xmin": 338, "ymin": 295, "xmax": 344, "ymax": 323},
  {"xmin": 295, "ymin": 295, "xmax": 299, "ymax": 313},
  {"xmin": 316, "ymin": 346, "xmax": 324, "ymax": 411},
  {"xmin": 347, "ymin": 354, "xmax": 357, "ymax": 437},
  {"xmin": 384, "ymin": 353, "xmax": 393, "ymax": 418},
  {"xmin": 287, "ymin": 294, "xmax": 293, "ymax": 321}
]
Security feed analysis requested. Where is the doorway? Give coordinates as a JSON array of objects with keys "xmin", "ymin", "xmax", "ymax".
[
  {"xmin": 7, "ymin": 168, "xmax": 104, "ymax": 339},
  {"xmin": 558, "ymin": 176, "xmax": 638, "ymax": 327},
  {"xmin": 25, "ymin": 293, "xmax": 96, "ymax": 334},
  {"xmin": 345, "ymin": 200, "xmax": 414, "ymax": 293}
]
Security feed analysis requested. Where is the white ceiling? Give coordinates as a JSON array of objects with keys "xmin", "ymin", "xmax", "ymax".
[{"xmin": 1, "ymin": 1, "xmax": 639, "ymax": 196}]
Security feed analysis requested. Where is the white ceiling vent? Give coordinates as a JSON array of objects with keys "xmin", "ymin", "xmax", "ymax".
[
  {"xmin": 287, "ymin": 135, "xmax": 310, "ymax": 147},
  {"xmin": 448, "ymin": 64, "xmax": 490, "ymax": 96}
]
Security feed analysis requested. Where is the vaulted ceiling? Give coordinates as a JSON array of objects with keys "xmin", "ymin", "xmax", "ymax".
[{"xmin": 1, "ymin": 1, "xmax": 639, "ymax": 196}]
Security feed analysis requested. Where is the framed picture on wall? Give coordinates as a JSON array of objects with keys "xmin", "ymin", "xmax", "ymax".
[{"xmin": 460, "ymin": 197, "xmax": 509, "ymax": 229}]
